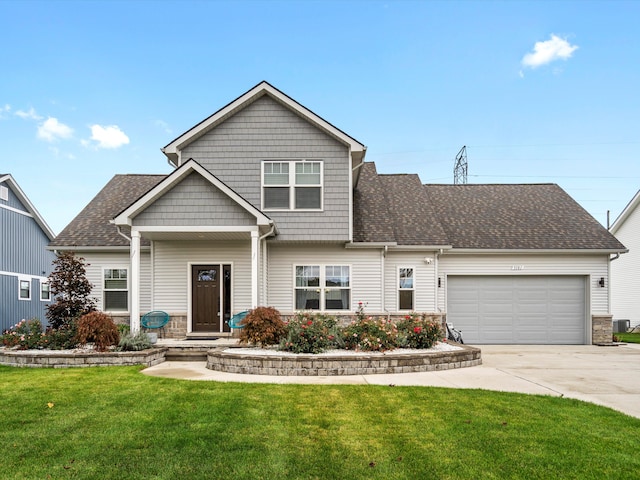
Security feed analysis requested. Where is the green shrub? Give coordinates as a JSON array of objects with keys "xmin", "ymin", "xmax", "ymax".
[
  {"xmin": 342, "ymin": 316, "xmax": 398, "ymax": 352},
  {"xmin": 1, "ymin": 318, "xmax": 44, "ymax": 350},
  {"xmin": 396, "ymin": 313, "xmax": 442, "ymax": 349},
  {"xmin": 76, "ymin": 311, "xmax": 120, "ymax": 352},
  {"xmin": 117, "ymin": 331, "xmax": 152, "ymax": 351},
  {"xmin": 239, "ymin": 307, "xmax": 286, "ymax": 347},
  {"xmin": 279, "ymin": 312, "xmax": 342, "ymax": 354},
  {"xmin": 40, "ymin": 322, "xmax": 79, "ymax": 350}
]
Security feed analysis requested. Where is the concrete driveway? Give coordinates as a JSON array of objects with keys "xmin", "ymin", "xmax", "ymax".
[{"xmin": 143, "ymin": 343, "xmax": 640, "ymax": 419}]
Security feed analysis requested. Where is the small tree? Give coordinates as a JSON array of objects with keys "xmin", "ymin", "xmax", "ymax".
[{"xmin": 46, "ymin": 251, "xmax": 96, "ymax": 330}]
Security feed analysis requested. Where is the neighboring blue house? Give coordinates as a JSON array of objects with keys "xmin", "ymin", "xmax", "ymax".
[{"xmin": 0, "ymin": 174, "xmax": 56, "ymax": 332}]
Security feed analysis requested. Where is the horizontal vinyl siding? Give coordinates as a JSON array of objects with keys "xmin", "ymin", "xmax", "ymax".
[
  {"xmin": 384, "ymin": 252, "xmax": 437, "ymax": 313},
  {"xmin": 611, "ymin": 206, "xmax": 640, "ymax": 326},
  {"xmin": 181, "ymin": 95, "xmax": 350, "ymax": 241},
  {"xmin": 267, "ymin": 244, "xmax": 382, "ymax": 313},
  {"xmin": 438, "ymin": 254, "xmax": 609, "ymax": 315},
  {"xmin": 82, "ymin": 252, "xmax": 151, "ymax": 314},
  {"xmin": 152, "ymin": 240, "xmax": 251, "ymax": 313},
  {"xmin": 133, "ymin": 172, "xmax": 257, "ymax": 227}
]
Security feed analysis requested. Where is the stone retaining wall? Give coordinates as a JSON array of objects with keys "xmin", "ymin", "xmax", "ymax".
[
  {"xmin": 0, "ymin": 348, "xmax": 167, "ymax": 368},
  {"xmin": 207, "ymin": 344, "xmax": 481, "ymax": 376}
]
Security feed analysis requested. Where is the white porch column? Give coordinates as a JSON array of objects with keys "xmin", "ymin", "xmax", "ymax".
[
  {"xmin": 251, "ymin": 230, "xmax": 259, "ymax": 308},
  {"xmin": 130, "ymin": 230, "xmax": 141, "ymax": 333}
]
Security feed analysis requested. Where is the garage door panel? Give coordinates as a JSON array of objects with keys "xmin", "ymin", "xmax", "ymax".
[{"xmin": 447, "ymin": 276, "xmax": 586, "ymax": 345}]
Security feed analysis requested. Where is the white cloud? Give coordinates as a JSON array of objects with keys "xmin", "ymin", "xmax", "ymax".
[
  {"xmin": 87, "ymin": 124, "xmax": 130, "ymax": 149},
  {"xmin": 15, "ymin": 107, "xmax": 43, "ymax": 120},
  {"xmin": 521, "ymin": 34, "xmax": 578, "ymax": 69},
  {"xmin": 0, "ymin": 104, "xmax": 10, "ymax": 119},
  {"xmin": 37, "ymin": 117, "xmax": 74, "ymax": 142}
]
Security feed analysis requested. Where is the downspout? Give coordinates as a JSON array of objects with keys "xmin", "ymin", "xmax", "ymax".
[
  {"xmin": 607, "ymin": 253, "xmax": 621, "ymax": 313},
  {"xmin": 116, "ymin": 225, "xmax": 131, "ymax": 242},
  {"xmin": 259, "ymin": 225, "xmax": 276, "ymax": 306},
  {"xmin": 381, "ymin": 246, "xmax": 387, "ymax": 318}
]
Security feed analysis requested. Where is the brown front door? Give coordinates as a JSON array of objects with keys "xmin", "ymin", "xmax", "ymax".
[{"xmin": 192, "ymin": 265, "xmax": 221, "ymax": 332}]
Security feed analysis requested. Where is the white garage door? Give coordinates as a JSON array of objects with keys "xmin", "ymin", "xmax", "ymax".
[{"xmin": 447, "ymin": 276, "xmax": 587, "ymax": 344}]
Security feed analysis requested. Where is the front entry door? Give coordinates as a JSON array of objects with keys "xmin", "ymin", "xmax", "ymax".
[{"xmin": 192, "ymin": 265, "xmax": 221, "ymax": 332}]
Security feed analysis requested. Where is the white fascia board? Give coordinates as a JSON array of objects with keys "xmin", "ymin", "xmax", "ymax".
[
  {"xmin": 1, "ymin": 174, "xmax": 56, "ymax": 240},
  {"xmin": 132, "ymin": 225, "xmax": 259, "ymax": 234},
  {"xmin": 389, "ymin": 245, "xmax": 453, "ymax": 251},
  {"xmin": 442, "ymin": 248, "xmax": 629, "ymax": 255},
  {"xmin": 345, "ymin": 242, "xmax": 398, "ymax": 249},
  {"xmin": 610, "ymin": 189, "xmax": 640, "ymax": 234},
  {"xmin": 112, "ymin": 159, "xmax": 273, "ymax": 227},
  {"xmin": 161, "ymin": 81, "xmax": 366, "ymax": 163},
  {"xmin": 46, "ymin": 245, "xmax": 151, "ymax": 252}
]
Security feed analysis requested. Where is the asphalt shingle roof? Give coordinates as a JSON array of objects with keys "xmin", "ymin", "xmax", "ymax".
[
  {"xmin": 50, "ymin": 174, "xmax": 165, "ymax": 247},
  {"xmin": 52, "ymin": 163, "xmax": 625, "ymax": 252},
  {"xmin": 424, "ymin": 183, "xmax": 626, "ymax": 250}
]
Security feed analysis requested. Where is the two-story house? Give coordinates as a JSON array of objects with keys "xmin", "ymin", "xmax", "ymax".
[
  {"xmin": 49, "ymin": 81, "xmax": 626, "ymax": 344},
  {"xmin": 1, "ymin": 174, "xmax": 56, "ymax": 332}
]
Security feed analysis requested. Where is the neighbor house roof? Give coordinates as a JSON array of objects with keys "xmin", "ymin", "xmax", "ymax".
[
  {"xmin": 0, "ymin": 173, "xmax": 56, "ymax": 240},
  {"xmin": 424, "ymin": 183, "xmax": 627, "ymax": 251},
  {"xmin": 609, "ymin": 189, "xmax": 640, "ymax": 235},
  {"xmin": 49, "ymin": 174, "xmax": 165, "ymax": 248}
]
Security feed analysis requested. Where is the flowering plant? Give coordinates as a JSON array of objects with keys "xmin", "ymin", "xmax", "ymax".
[
  {"xmin": 342, "ymin": 305, "xmax": 398, "ymax": 352},
  {"xmin": 396, "ymin": 313, "xmax": 441, "ymax": 349},
  {"xmin": 1, "ymin": 319, "xmax": 44, "ymax": 350},
  {"xmin": 280, "ymin": 312, "xmax": 342, "ymax": 354}
]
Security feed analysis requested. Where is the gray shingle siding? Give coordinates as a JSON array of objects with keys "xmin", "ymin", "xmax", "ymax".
[
  {"xmin": 181, "ymin": 95, "xmax": 350, "ymax": 241},
  {"xmin": 133, "ymin": 172, "xmax": 257, "ymax": 227}
]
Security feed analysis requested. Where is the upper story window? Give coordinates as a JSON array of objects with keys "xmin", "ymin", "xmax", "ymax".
[{"xmin": 262, "ymin": 160, "xmax": 322, "ymax": 210}]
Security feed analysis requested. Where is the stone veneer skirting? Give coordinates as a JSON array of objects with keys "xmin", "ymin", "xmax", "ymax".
[
  {"xmin": 592, "ymin": 314, "xmax": 614, "ymax": 345},
  {"xmin": 207, "ymin": 344, "xmax": 481, "ymax": 376},
  {"xmin": 0, "ymin": 348, "xmax": 167, "ymax": 368}
]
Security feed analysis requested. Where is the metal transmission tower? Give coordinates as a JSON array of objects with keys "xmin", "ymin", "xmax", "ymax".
[{"xmin": 453, "ymin": 145, "xmax": 468, "ymax": 184}]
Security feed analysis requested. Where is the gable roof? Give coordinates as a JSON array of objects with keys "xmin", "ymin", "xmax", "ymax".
[
  {"xmin": 610, "ymin": 189, "xmax": 640, "ymax": 235},
  {"xmin": 50, "ymin": 174, "xmax": 166, "ymax": 248},
  {"xmin": 424, "ymin": 183, "xmax": 627, "ymax": 251},
  {"xmin": 161, "ymin": 81, "xmax": 366, "ymax": 168},
  {"xmin": 112, "ymin": 159, "xmax": 273, "ymax": 228},
  {"xmin": 0, "ymin": 174, "xmax": 55, "ymax": 241}
]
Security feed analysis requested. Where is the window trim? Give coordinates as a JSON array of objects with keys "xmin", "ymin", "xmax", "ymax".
[
  {"xmin": 40, "ymin": 280, "xmax": 51, "ymax": 302},
  {"xmin": 293, "ymin": 264, "xmax": 351, "ymax": 311},
  {"xmin": 18, "ymin": 277, "xmax": 31, "ymax": 301},
  {"xmin": 262, "ymin": 160, "xmax": 324, "ymax": 211},
  {"xmin": 102, "ymin": 267, "xmax": 129, "ymax": 312},
  {"xmin": 397, "ymin": 266, "xmax": 415, "ymax": 311}
]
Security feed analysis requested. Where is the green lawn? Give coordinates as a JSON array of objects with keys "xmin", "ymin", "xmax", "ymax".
[
  {"xmin": 616, "ymin": 331, "xmax": 640, "ymax": 344},
  {"xmin": 1, "ymin": 366, "xmax": 639, "ymax": 479}
]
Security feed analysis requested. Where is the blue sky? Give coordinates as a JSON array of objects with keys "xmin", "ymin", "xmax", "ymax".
[{"xmin": 1, "ymin": 0, "xmax": 638, "ymax": 235}]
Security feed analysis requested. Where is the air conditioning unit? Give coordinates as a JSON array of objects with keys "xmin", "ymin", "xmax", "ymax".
[{"xmin": 613, "ymin": 319, "xmax": 630, "ymax": 333}]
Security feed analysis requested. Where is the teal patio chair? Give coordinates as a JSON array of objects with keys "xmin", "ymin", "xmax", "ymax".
[
  {"xmin": 141, "ymin": 311, "xmax": 170, "ymax": 338},
  {"xmin": 227, "ymin": 310, "xmax": 249, "ymax": 329}
]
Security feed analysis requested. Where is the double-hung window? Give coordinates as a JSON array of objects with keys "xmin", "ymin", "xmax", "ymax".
[
  {"xmin": 104, "ymin": 268, "xmax": 128, "ymax": 311},
  {"xmin": 295, "ymin": 265, "xmax": 350, "ymax": 311},
  {"xmin": 19, "ymin": 278, "xmax": 30, "ymax": 300},
  {"xmin": 398, "ymin": 267, "xmax": 414, "ymax": 311},
  {"xmin": 40, "ymin": 281, "xmax": 51, "ymax": 301},
  {"xmin": 263, "ymin": 160, "xmax": 322, "ymax": 210}
]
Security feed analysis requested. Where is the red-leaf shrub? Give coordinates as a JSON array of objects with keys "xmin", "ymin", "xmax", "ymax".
[
  {"xmin": 239, "ymin": 307, "xmax": 286, "ymax": 347},
  {"xmin": 76, "ymin": 312, "xmax": 120, "ymax": 352}
]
